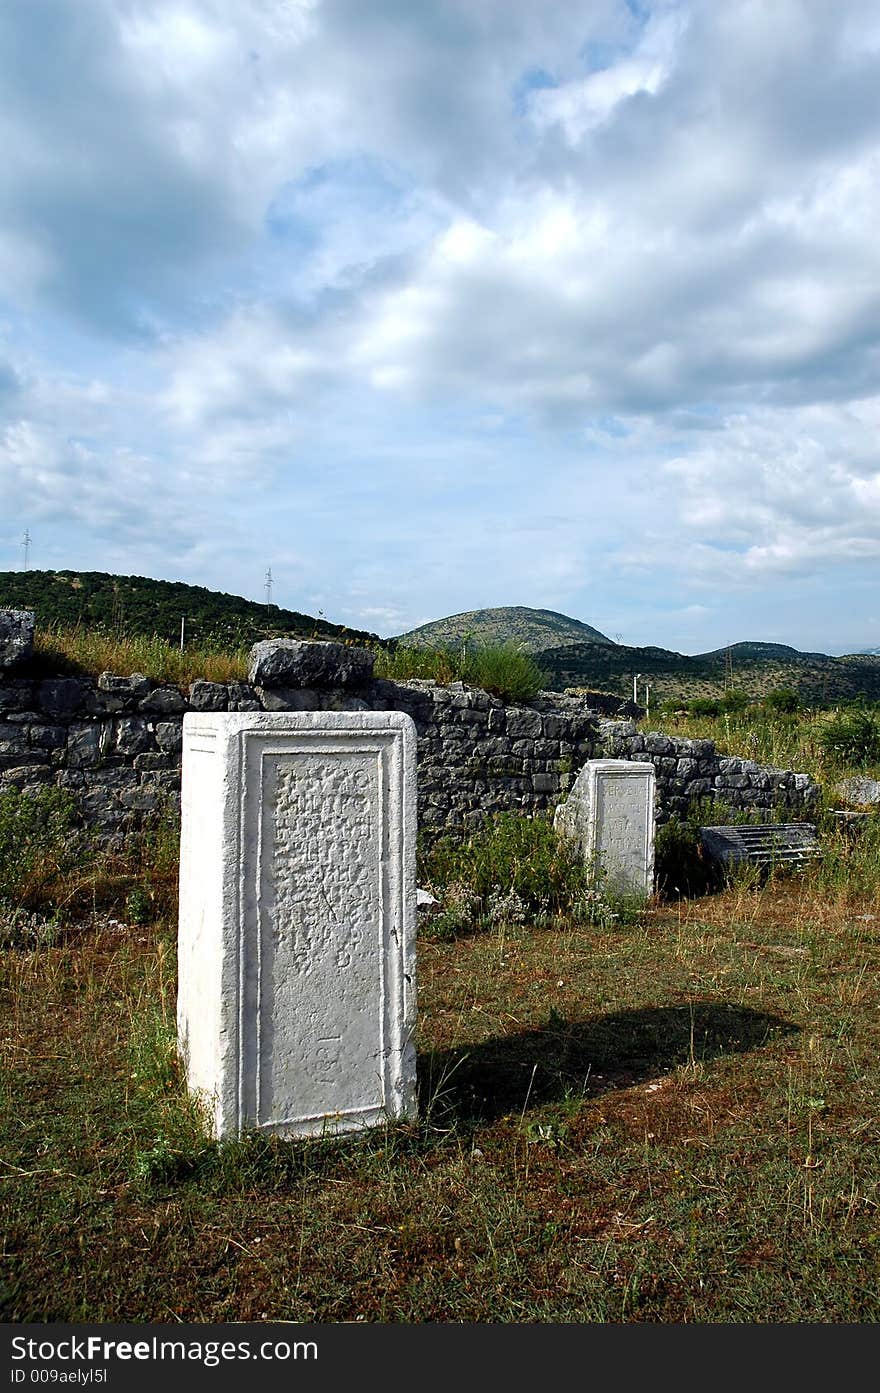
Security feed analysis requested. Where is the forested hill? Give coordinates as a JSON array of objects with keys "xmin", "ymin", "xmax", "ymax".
[
  {"xmin": 397, "ymin": 605, "xmax": 611, "ymax": 652},
  {"xmin": 0, "ymin": 571, "xmax": 379, "ymax": 648}
]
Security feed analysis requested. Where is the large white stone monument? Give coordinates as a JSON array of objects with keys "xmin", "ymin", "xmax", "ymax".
[
  {"xmin": 177, "ymin": 711, "xmax": 417, "ymax": 1140},
  {"xmin": 554, "ymin": 759, "xmax": 655, "ymax": 898}
]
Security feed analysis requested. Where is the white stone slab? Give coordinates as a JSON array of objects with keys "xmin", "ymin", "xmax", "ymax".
[
  {"xmin": 177, "ymin": 711, "xmax": 417, "ymax": 1139},
  {"xmin": 554, "ymin": 759, "xmax": 655, "ymax": 898}
]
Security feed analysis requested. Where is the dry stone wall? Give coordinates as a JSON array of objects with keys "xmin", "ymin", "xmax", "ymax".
[{"xmin": 0, "ymin": 660, "xmax": 821, "ymax": 839}]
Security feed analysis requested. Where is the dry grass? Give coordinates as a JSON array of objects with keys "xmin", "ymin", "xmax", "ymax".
[
  {"xmin": 2, "ymin": 843, "xmax": 880, "ymax": 1322},
  {"xmin": 32, "ymin": 623, "xmax": 249, "ymax": 686},
  {"xmin": 644, "ymin": 707, "xmax": 880, "ymax": 785}
]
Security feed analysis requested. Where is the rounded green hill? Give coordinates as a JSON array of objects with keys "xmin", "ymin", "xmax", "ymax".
[{"xmin": 395, "ymin": 606, "xmax": 611, "ymax": 654}]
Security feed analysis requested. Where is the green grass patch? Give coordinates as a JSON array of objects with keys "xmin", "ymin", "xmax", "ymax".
[
  {"xmin": 375, "ymin": 642, "xmax": 546, "ymax": 703},
  {"xmin": 644, "ymin": 704, "xmax": 880, "ymax": 785},
  {"xmin": 417, "ymin": 812, "xmax": 624, "ymax": 937},
  {"xmin": 32, "ymin": 622, "xmax": 250, "ymax": 686},
  {"xmin": 0, "ymin": 790, "xmax": 180, "ymax": 935},
  {"xmin": 3, "ymin": 875, "xmax": 880, "ymax": 1322}
]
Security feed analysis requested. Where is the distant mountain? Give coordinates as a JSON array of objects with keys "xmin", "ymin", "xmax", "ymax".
[
  {"xmin": 854, "ymin": 647, "xmax": 880, "ymax": 657},
  {"xmin": 396, "ymin": 606, "xmax": 611, "ymax": 653},
  {"xmin": 0, "ymin": 570, "xmax": 379, "ymax": 648},
  {"xmin": 396, "ymin": 605, "xmax": 880, "ymax": 704},
  {"xmin": 694, "ymin": 640, "xmax": 831, "ymax": 662},
  {"xmin": 541, "ymin": 639, "xmax": 880, "ymax": 705}
]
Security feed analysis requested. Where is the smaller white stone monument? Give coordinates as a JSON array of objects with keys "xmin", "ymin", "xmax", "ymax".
[
  {"xmin": 554, "ymin": 759, "xmax": 655, "ymax": 898},
  {"xmin": 177, "ymin": 711, "xmax": 417, "ymax": 1139}
]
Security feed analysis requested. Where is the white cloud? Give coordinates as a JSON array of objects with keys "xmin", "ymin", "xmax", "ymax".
[{"xmin": 3, "ymin": 1, "xmax": 880, "ymax": 651}]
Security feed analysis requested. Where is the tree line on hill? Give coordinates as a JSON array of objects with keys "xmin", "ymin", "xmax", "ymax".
[{"xmin": 0, "ymin": 570, "xmax": 379, "ymax": 650}]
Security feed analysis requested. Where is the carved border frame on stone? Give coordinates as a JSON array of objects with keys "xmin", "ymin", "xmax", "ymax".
[
  {"xmin": 177, "ymin": 711, "xmax": 417, "ymax": 1140},
  {"xmin": 561, "ymin": 759, "xmax": 656, "ymax": 898}
]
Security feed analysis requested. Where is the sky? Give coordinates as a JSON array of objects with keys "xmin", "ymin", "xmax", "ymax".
[{"xmin": 2, "ymin": 0, "xmax": 880, "ymax": 655}]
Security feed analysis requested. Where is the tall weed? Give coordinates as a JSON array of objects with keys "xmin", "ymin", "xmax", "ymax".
[
  {"xmin": 375, "ymin": 642, "xmax": 545, "ymax": 703},
  {"xmin": 0, "ymin": 786, "xmax": 87, "ymax": 913},
  {"xmin": 418, "ymin": 812, "xmax": 617, "ymax": 934}
]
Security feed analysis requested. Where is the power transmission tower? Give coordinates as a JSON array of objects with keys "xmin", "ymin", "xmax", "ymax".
[
  {"xmin": 265, "ymin": 567, "xmax": 274, "ymax": 609},
  {"xmin": 22, "ymin": 529, "xmax": 31, "ymax": 570}
]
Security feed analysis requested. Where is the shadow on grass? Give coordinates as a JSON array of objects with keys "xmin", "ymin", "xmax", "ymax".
[{"xmin": 418, "ymin": 1000, "xmax": 798, "ymax": 1124}]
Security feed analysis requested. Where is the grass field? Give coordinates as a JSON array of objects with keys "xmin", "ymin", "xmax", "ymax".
[
  {"xmin": 2, "ymin": 835, "xmax": 879, "ymax": 1322},
  {"xmin": 2, "ymin": 687, "xmax": 880, "ymax": 1323}
]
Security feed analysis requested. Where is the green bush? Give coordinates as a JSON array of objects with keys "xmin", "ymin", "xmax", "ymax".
[
  {"xmin": 375, "ymin": 642, "xmax": 545, "ymax": 703},
  {"xmin": 818, "ymin": 709, "xmax": 880, "ymax": 767},
  {"xmin": 418, "ymin": 812, "xmax": 608, "ymax": 933},
  {"xmin": 460, "ymin": 643, "xmax": 546, "ymax": 703},
  {"xmin": 719, "ymin": 690, "xmax": 750, "ymax": 714},
  {"xmin": 0, "ymin": 786, "xmax": 87, "ymax": 909},
  {"xmin": 687, "ymin": 696, "xmax": 721, "ymax": 717},
  {"xmin": 654, "ymin": 815, "xmax": 713, "ymax": 899},
  {"xmin": 764, "ymin": 687, "xmax": 800, "ymax": 714}
]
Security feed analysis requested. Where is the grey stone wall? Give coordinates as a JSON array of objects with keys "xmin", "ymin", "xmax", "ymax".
[{"xmin": 0, "ymin": 665, "xmax": 821, "ymax": 839}]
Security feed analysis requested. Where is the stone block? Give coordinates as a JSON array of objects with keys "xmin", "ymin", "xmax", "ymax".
[
  {"xmin": 0, "ymin": 682, "xmax": 32, "ymax": 712},
  {"xmin": 115, "ymin": 717, "xmax": 153, "ymax": 756},
  {"xmin": 532, "ymin": 773, "xmax": 557, "ymax": 793},
  {"xmin": 0, "ymin": 763, "xmax": 53, "ymax": 790},
  {"xmin": 133, "ymin": 752, "xmax": 173, "ymax": 771},
  {"xmin": 28, "ymin": 724, "xmax": 67, "ymax": 750},
  {"xmin": 836, "ymin": 776, "xmax": 880, "ymax": 806},
  {"xmin": 98, "ymin": 672, "xmax": 151, "ymax": 699},
  {"xmin": 155, "ymin": 720, "xmax": 183, "ymax": 753},
  {"xmin": 0, "ymin": 610, "xmax": 35, "ymax": 670},
  {"xmin": 644, "ymin": 733, "xmax": 673, "ymax": 755},
  {"xmin": 177, "ymin": 710, "xmax": 417, "ymax": 1140},
  {"xmin": 139, "ymin": 686, "xmax": 187, "ymax": 714},
  {"xmin": 700, "ymin": 823, "xmax": 819, "ymax": 871},
  {"xmin": 257, "ymin": 686, "xmax": 320, "ymax": 712},
  {"xmin": 68, "ymin": 721, "xmax": 112, "ymax": 768},
  {"xmin": 226, "ymin": 682, "xmax": 261, "ymax": 712},
  {"xmin": 554, "ymin": 759, "xmax": 655, "ymax": 898},
  {"xmin": 248, "ymin": 640, "xmax": 375, "ymax": 690},
  {"xmin": 188, "ymin": 680, "xmax": 228, "ymax": 712},
  {"xmin": 505, "ymin": 709, "xmax": 543, "ymax": 738},
  {"xmin": 0, "ymin": 727, "xmax": 29, "ymax": 757},
  {"xmin": 38, "ymin": 678, "xmax": 85, "ymax": 717}
]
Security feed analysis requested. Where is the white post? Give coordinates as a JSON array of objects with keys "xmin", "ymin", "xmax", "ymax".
[{"xmin": 177, "ymin": 711, "xmax": 418, "ymax": 1139}]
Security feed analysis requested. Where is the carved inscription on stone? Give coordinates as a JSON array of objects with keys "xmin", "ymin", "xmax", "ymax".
[
  {"xmin": 178, "ymin": 711, "xmax": 416, "ymax": 1141},
  {"xmin": 555, "ymin": 759, "xmax": 654, "ymax": 898},
  {"xmin": 595, "ymin": 775, "xmax": 644, "ymax": 883},
  {"xmin": 592, "ymin": 765, "xmax": 654, "ymax": 895},
  {"xmin": 257, "ymin": 749, "xmax": 385, "ymax": 1129}
]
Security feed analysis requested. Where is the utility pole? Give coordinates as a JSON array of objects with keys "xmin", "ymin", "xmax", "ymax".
[
  {"xmin": 633, "ymin": 672, "xmax": 642, "ymax": 705},
  {"xmin": 180, "ymin": 616, "xmax": 186, "ymax": 652},
  {"xmin": 265, "ymin": 567, "xmax": 274, "ymax": 609},
  {"xmin": 21, "ymin": 529, "xmax": 31, "ymax": 570}
]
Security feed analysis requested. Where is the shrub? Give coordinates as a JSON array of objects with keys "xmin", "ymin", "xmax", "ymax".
[
  {"xmin": 719, "ymin": 690, "xmax": 750, "ymax": 714},
  {"xmin": 687, "ymin": 696, "xmax": 721, "ymax": 717},
  {"xmin": 461, "ymin": 643, "xmax": 546, "ymax": 703},
  {"xmin": 764, "ymin": 687, "xmax": 800, "ymax": 714},
  {"xmin": 0, "ymin": 786, "xmax": 88, "ymax": 910},
  {"xmin": 818, "ymin": 709, "xmax": 880, "ymax": 767},
  {"xmin": 419, "ymin": 812, "xmax": 603, "ymax": 932},
  {"xmin": 375, "ymin": 641, "xmax": 545, "ymax": 703},
  {"xmin": 654, "ymin": 815, "xmax": 714, "ymax": 900}
]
